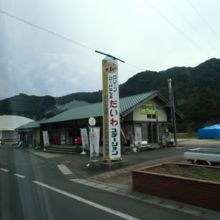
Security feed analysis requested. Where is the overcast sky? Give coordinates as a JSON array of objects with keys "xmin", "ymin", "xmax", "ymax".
[{"xmin": 0, "ymin": 0, "xmax": 220, "ymax": 99}]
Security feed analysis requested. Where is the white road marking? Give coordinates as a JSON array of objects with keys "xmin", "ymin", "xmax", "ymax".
[
  {"xmin": 57, "ymin": 164, "xmax": 73, "ymax": 175},
  {"xmin": 14, "ymin": 173, "xmax": 26, "ymax": 178},
  {"xmin": 69, "ymin": 178, "xmax": 82, "ymax": 182},
  {"xmin": 0, "ymin": 168, "xmax": 9, "ymax": 172},
  {"xmin": 33, "ymin": 180, "xmax": 140, "ymax": 220}
]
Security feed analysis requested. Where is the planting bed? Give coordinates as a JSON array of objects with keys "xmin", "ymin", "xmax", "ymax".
[
  {"xmin": 149, "ymin": 163, "xmax": 220, "ymax": 182},
  {"xmin": 132, "ymin": 163, "xmax": 220, "ymax": 211}
]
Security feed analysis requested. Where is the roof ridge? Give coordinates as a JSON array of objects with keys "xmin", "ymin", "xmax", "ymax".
[{"xmin": 120, "ymin": 90, "xmax": 157, "ymax": 100}]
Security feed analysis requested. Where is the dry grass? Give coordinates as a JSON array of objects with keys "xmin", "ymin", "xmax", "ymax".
[{"xmin": 151, "ymin": 164, "xmax": 220, "ymax": 182}]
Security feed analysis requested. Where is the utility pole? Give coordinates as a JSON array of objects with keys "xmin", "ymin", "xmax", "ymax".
[{"xmin": 168, "ymin": 78, "xmax": 177, "ymax": 146}]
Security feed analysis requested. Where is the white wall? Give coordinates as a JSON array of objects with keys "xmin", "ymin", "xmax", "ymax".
[{"xmin": 0, "ymin": 115, "xmax": 33, "ymax": 131}]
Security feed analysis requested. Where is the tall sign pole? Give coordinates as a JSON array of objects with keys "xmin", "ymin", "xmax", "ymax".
[
  {"xmin": 168, "ymin": 78, "xmax": 177, "ymax": 146},
  {"xmin": 96, "ymin": 50, "xmax": 125, "ymax": 161}
]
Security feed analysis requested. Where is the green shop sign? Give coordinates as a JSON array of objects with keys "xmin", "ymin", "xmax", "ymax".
[{"xmin": 140, "ymin": 104, "xmax": 160, "ymax": 115}]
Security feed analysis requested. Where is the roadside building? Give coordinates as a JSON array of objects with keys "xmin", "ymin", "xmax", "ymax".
[
  {"xmin": 16, "ymin": 90, "xmax": 182, "ymax": 150},
  {"xmin": 39, "ymin": 91, "xmax": 179, "ymax": 148},
  {"xmin": 16, "ymin": 120, "xmax": 43, "ymax": 148},
  {"xmin": 16, "ymin": 100, "xmax": 89, "ymax": 148},
  {"xmin": 0, "ymin": 115, "xmax": 33, "ymax": 144}
]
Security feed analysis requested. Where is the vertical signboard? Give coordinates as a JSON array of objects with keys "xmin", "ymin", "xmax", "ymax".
[
  {"xmin": 89, "ymin": 127, "xmax": 100, "ymax": 160},
  {"xmin": 102, "ymin": 57, "xmax": 121, "ymax": 160},
  {"xmin": 60, "ymin": 128, "xmax": 65, "ymax": 144},
  {"xmin": 42, "ymin": 130, "xmax": 50, "ymax": 147},
  {"xmin": 134, "ymin": 126, "xmax": 142, "ymax": 146},
  {"xmin": 80, "ymin": 128, "xmax": 89, "ymax": 150}
]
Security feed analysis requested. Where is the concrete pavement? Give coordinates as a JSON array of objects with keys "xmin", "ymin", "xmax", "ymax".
[
  {"xmin": 26, "ymin": 138, "xmax": 220, "ymax": 220},
  {"xmin": 1, "ymin": 143, "xmax": 209, "ymax": 220}
]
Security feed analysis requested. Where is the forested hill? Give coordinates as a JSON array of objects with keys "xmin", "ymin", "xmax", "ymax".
[
  {"xmin": 120, "ymin": 58, "xmax": 220, "ymax": 126},
  {"xmin": 0, "ymin": 94, "xmax": 56, "ymax": 120},
  {"xmin": 1, "ymin": 58, "xmax": 220, "ymax": 130}
]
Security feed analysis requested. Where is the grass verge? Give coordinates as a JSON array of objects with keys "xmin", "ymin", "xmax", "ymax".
[{"xmin": 151, "ymin": 164, "xmax": 220, "ymax": 182}]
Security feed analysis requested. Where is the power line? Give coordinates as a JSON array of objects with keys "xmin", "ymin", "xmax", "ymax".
[
  {"xmin": 142, "ymin": 0, "xmax": 209, "ymax": 56},
  {"xmin": 167, "ymin": 0, "xmax": 217, "ymax": 52},
  {"xmin": 187, "ymin": 0, "xmax": 220, "ymax": 41},
  {"xmin": 0, "ymin": 8, "xmax": 94, "ymax": 52},
  {"xmin": 0, "ymin": 8, "xmax": 145, "ymax": 72}
]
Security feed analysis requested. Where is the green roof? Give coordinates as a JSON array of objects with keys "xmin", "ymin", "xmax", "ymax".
[
  {"xmin": 42, "ymin": 102, "xmax": 103, "ymax": 124},
  {"xmin": 119, "ymin": 91, "xmax": 158, "ymax": 114},
  {"xmin": 41, "ymin": 91, "xmax": 160, "ymax": 124},
  {"xmin": 57, "ymin": 100, "xmax": 89, "ymax": 112},
  {"xmin": 16, "ymin": 119, "xmax": 45, "ymax": 130}
]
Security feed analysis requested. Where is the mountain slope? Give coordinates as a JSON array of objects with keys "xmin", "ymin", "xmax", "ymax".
[
  {"xmin": 1, "ymin": 58, "xmax": 220, "ymax": 129},
  {"xmin": 120, "ymin": 58, "xmax": 220, "ymax": 124},
  {"xmin": 0, "ymin": 93, "xmax": 56, "ymax": 120}
]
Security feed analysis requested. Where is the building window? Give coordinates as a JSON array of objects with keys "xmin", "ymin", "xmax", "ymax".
[{"xmin": 147, "ymin": 114, "xmax": 156, "ymax": 119}]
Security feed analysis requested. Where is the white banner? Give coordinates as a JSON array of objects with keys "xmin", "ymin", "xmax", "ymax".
[
  {"xmin": 80, "ymin": 128, "xmax": 89, "ymax": 150},
  {"xmin": 60, "ymin": 128, "xmax": 65, "ymax": 144},
  {"xmin": 102, "ymin": 57, "xmax": 121, "ymax": 160},
  {"xmin": 89, "ymin": 127, "xmax": 100, "ymax": 160},
  {"xmin": 42, "ymin": 130, "xmax": 50, "ymax": 147},
  {"xmin": 134, "ymin": 126, "xmax": 142, "ymax": 146}
]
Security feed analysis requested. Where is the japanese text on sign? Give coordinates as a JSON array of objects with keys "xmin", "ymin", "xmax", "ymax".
[
  {"xmin": 102, "ymin": 58, "xmax": 121, "ymax": 160},
  {"xmin": 108, "ymin": 70, "xmax": 121, "ymax": 159}
]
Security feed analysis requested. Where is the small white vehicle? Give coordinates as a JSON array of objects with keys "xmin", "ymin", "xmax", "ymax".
[{"xmin": 184, "ymin": 147, "xmax": 220, "ymax": 166}]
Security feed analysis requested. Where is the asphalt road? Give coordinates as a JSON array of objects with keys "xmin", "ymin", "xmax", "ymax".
[{"xmin": 0, "ymin": 145, "xmax": 211, "ymax": 220}]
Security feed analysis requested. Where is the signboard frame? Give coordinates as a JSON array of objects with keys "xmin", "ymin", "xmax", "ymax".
[{"xmin": 102, "ymin": 57, "xmax": 121, "ymax": 160}]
